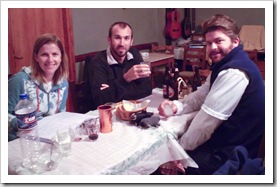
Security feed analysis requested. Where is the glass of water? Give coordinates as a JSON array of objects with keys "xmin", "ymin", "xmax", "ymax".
[
  {"xmin": 140, "ymin": 61, "xmax": 150, "ymax": 66},
  {"xmin": 56, "ymin": 127, "xmax": 72, "ymax": 157}
]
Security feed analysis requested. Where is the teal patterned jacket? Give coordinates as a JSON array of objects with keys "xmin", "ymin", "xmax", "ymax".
[{"xmin": 8, "ymin": 66, "xmax": 68, "ymax": 141}]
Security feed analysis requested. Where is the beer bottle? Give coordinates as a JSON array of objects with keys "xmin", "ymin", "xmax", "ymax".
[
  {"xmin": 168, "ymin": 67, "xmax": 179, "ymax": 101},
  {"xmin": 191, "ymin": 66, "xmax": 202, "ymax": 92},
  {"xmin": 162, "ymin": 64, "xmax": 170, "ymax": 98}
]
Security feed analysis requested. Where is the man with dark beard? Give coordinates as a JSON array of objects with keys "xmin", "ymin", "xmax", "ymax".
[
  {"xmin": 158, "ymin": 14, "xmax": 265, "ymax": 174},
  {"xmin": 86, "ymin": 21, "xmax": 152, "ymax": 110}
]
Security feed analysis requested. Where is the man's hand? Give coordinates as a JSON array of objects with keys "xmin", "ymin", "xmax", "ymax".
[
  {"xmin": 158, "ymin": 100, "xmax": 177, "ymax": 117},
  {"xmin": 123, "ymin": 64, "xmax": 151, "ymax": 82}
]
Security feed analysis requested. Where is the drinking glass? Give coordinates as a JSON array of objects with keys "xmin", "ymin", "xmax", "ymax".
[
  {"xmin": 56, "ymin": 127, "xmax": 72, "ymax": 157},
  {"xmin": 86, "ymin": 119, "xmax": 100, "ymax": 141},
  {"xmin": 38, "ymin": 141, "xmax": 61, "ymax": 172},
  {"xmin": 104, "ymin": 102, "xmax": 117, "ymax": 125},
  {"xmin": 98, "ymin": 105, "xmax": 113, "ymax": 133},
  {"xmin": 140, "ymin": 52, "xmax": 149, "ymax": 60},
  {"xmin": 140, "ymin": 61, "xmax": 150, "ymax": 66}
]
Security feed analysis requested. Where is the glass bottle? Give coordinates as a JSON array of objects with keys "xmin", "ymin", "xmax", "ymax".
[
  {"xmin": 162, "ymin": 64, "xmax": 170, "ymax": 98},
  {"xmin": 168, "ymin": 67, "xmax": 179, "ymax": 100},
  {"xmin": 17, "ymin": 128, "xmax": 41, "ymax": 172},
  {"xmin": 191, "ymin": 66, "xmax": 202, "ymax": 92},
  {"xmin": 15, "ymin": 93, "xmax": 41, "ymax": 172},
  {"xmin": 14, "ymin": 93, "xmax": 37, "ymax": 130}
]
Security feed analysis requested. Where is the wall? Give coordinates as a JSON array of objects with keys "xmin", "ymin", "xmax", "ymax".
[
  {"xmin": 72, "ymin": 8, "xmax": 264, "ymax": 56},
  {"xmin": 72, "ymin": 8, "xmax": 265, "ymax": 82},
  {"xmin": 72, "ymin": 8, "xmax": 167, "ymax": 55},
  {"xmin": 195, "ymin": 8, "xmax": 265, "ymax": 29}
]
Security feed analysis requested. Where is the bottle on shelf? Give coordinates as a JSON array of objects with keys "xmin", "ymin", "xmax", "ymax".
[
  {"xmin": 191, "ymin": 66, "xmax": 202, "ymax": 92},
  {"xmin": 162, "ymin": 64, "xmax": 170, "ymax": 99}
]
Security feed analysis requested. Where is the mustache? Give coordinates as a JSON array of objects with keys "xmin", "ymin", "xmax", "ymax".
[
  {"xmin": 117, "ymin": 45, "xmax": 125, "ymax": 49},
  {"xmin": 210, "ymin": 50, "xmax": 221, "ymax": 56}
]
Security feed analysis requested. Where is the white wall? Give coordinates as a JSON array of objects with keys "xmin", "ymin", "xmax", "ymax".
[
  {"xmin": 195, "ymin": 8, "xmax": 265, "ymax": 29},
  {"xmin": 72, "ymin": 8, "xmax": 167, "ymax": 55},
  {"xmin": 72, "ymin": 8, "xmax": 265, "ymax": 56},
  {"xmin": 72, "ymin": 8, "xmax": 265, "ymax": 82}
]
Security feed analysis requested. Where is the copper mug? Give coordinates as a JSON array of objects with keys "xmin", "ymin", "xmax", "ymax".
[{"xmin": 98, "ymin": 105, "xmax": 113, "ymax": 133}]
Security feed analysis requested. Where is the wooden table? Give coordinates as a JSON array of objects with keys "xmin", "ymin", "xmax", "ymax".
[{"xmin": 142, "ymin": 53, "xmax": 175, "ymax": 87}]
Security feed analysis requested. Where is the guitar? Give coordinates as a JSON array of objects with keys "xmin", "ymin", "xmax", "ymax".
[
  {"xmin": 184, "ymin": 17, "xmax": 192, "ymax": 39},
  {"xmin": 183, "ymin": 8, "xmax": 192, "ymax": 39},
  {"xmin": 165, "ymin": 9, "xmax": 181, "ymax": 40}
]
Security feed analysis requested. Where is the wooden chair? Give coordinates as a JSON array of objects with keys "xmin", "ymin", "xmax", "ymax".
[
  {"xmin": 151, "ymin": 44, "xmax": 174, "ymax": 54},
  {"xmin": 151, "ymin": 44, "xmax": 174, "ymax": 88},
  {"xmin": 239, "ymin": 25, "xmax": 265, "ymax": 67},
  {"xmin": 71, "ymin": 55, "xmax": 101, "ymax": 113},
  {"xmin": 179, "ymin": 43, "xmax": 208, "ymax": 85},
  {"xmin": 246, "ymin": 49, "xmax": 258, "ymax": 65},
  {"xmin": 69, "ymin": 80, "xmax": 92, "ymax": 114}
]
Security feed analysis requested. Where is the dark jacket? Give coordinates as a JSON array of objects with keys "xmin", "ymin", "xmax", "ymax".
[
  {"xmin": 85, "ymin": 47, "xmax": 152, "ymax": 110},
  {"xmin": 213, "ymin": 146, "xmax": 264, "ymax": 175}
]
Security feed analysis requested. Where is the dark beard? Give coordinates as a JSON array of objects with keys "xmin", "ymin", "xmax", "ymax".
[
  {"xmin": 111, "ymin": 46, "xmax": 128, "ymax": 58},
  {"xmin": 210, "ymin": 45, "xmax": 234, "ymax": 63}
]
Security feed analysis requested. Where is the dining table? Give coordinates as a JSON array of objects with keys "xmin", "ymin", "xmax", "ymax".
[
  {"xmin": 142, "ymin": 52, "xmax": 175, "ymax": 87},
  {"xmin": 142, "ymin": 52, "xmax": 175, "ymax": 69},
  {"xmin": 7, "ymin": 88, "xmax": 198, "ymax": 177}
]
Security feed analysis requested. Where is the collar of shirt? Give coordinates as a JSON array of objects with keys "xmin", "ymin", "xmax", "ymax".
[{"xmin": 106, "ymin": 46, "xmax": 134, "ymax": 65}]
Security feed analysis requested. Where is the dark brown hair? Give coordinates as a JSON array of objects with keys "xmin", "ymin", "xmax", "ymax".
[
  {"xmin": 31, "ymin": 33, "xmax": 69, "ymax": 85},
  {"xmin": 108, "ymin": 21, "xmax": 133, "ymax": 38},
  {"xmin": 202, "ymin": 14, "xmax": 240, "ymax": 43}
]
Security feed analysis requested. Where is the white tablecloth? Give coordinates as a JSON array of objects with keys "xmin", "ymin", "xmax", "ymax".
[{"xmin": 8, "ymin": 88, "xmax": 198, "ymax": 175}]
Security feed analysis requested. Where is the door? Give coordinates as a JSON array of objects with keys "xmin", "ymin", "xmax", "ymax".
[{"xmin": 8, "ymin": 8, "xmax": 76, "ymax": 111}]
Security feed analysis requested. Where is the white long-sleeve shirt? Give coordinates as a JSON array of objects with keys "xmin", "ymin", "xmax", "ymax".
[{"xmin": 175, "ymin": 68, "xmax": 249, "ymax": 150}]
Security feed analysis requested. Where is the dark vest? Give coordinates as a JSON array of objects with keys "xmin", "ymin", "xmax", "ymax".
[{"xmin": 208, "ymin": 45, "xmax": 265, "ymax": 160}]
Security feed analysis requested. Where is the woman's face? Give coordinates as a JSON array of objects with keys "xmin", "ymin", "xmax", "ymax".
[{"xmin": 35, "ymin": 43, "xmax": 62, "ymax": 80}]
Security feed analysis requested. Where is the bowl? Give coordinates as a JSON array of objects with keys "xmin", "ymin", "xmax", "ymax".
[{"xmin": 115, "ymin": 100, "xmax": 149, "ymax": 121}]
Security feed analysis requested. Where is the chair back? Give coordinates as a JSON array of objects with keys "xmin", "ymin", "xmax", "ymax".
[
  {"xmin": 69, "ymin": 80, "xmax": 92, "ymax": 114},
  {"xmin": 151, "ymin": 44, "xmax": 174, "ymax": 54},
  {"xmin": 183, "ymin": 43, "xmax": 207, "ymax": 71},
  {"xmin": 239, "ymin": 25, "xmax": 265, "ymax": 51},
  {"xmin": 150, "ymin": 44, "xmax": 174, "ymax": 88},
  {"xmin": 239, "ymin": 25, "xmax": 265, "ymax": 66}
]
